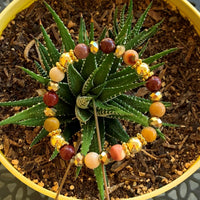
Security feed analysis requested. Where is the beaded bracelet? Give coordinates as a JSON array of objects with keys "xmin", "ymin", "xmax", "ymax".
[{"xmin": 42, "ymin": 37, "xmax": 166, "ymax": 169}]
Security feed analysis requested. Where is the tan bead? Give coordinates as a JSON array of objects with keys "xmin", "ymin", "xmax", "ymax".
[
  {"xmin": 49, "ymin": 67, "xmax": 65, "ymax": 82},
  {"xmin": 141, "ymin": 127, "xmax": 157, "ymax": 143},
  {"xmin": 149, "ymin": 102, "xmax": 166, "ymax": 117},
  {"xmin": 44, "ymin": 117, "xmax": 60, "ymax": 132},
  {"xmin": 84, "ymin": 152, "xmax": 100, "ymax": 169},
  {"xmin": 149, "ymin": 117, "xmax": 162, "ymax": 128},
  {"xmin": 127, "ymin": 137, "xmax": 142, "ymax": 154}
]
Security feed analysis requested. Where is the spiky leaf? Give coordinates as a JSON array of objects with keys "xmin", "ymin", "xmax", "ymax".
[
  {"xmin": 49, "ymin": 149, "xmax": 59, "ymax": 161},
  {"xmin": 30, "ymin": 128, "xmax": 49, "ymax": 147},
  {"xmin": 75, "ymin": 106, "xmax": 92, "ymax": 123},
  {"xmin": 34, "ymin": 61, "xmax": 47, "ymax": 77}
]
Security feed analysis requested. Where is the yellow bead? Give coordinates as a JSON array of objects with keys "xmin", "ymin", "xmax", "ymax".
[
  {"xmin": 50, "ymin": 134, "xmax": 67, "ymax": 150},
  {"xmin": 48, "ymin": 81, "xmax": 59, "ymax": 92},
  {"xmin": 114, "ymin": 45, "xmax": 125, "ymax": 58},
  {"xmin": 84, "ymin": 152, "xmax": 100, "ymax": 169},
  {"xmin": 44, "ymin": 107, "xmax": 57, "ymax": 117},
  {"xmin": 149, "ymin": 117, "xmax": 162, "ymax": 128},
  {"xmin": 89, "ymin": 41, "xmax": 99, "ymax": 54},
  {"xmin": 150, "ymin": 92, "xmax": 162, "ymax": 101},
  {"xmin": 149, "ymin": 102, "xmax": 166, "ymax": 117},
  {"xmin": 127, "ymin": 137, "xmax": 142, "ymax": 154},
  {"xmin": 44, "ymin": 117, "xmax": 60, "ymax": 132},
  {"xmin": 141, "ymin": 127, "xmax": 157, "ymax": 142},
  {"xmin": 49, "ymin": 67, "xmax": 65, "ymax": 82}
]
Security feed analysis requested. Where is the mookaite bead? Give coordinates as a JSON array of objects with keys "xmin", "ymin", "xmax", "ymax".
[
  {"xmin": 44, "ymin": 117, "xmax": 60, "ymax": 132},
  {"xmin": 100, "ymin": 38, "xmax": 116, "ymax": 54},
  {"xmin": 43, "ymin": 91, "xmax": 59, "ymax": 107},
  {"xmin": 49, "ymin": 67, "xmax": 65, "ymax": 82},
  {"xmin": 141, "ymin": 127, "xmax": 157, "ymax": 142},
  {"xmin": 123, "ymin": 49, "xmax": 139, "ymax": 65},
  {"xmin": 74, "ymin": 43, "xmax": 89, "ymax": 59},
  {"xmin": 146, "ymin": 76, "xmax": 162, "ymax": 92},
  {"xmin": 110, "ymin": 144, "xmax": 126, "ymax": 161},
  {"xmin": 60, "ymin": 144, "xmax": 75, "ymax": 160},
  {"xmin": 149, "ymin": 102, "xmax": 166, "ymax": 117},
  {"xmin": 84, "ymin": 152, "xmax": 100, "ymax": 169}
]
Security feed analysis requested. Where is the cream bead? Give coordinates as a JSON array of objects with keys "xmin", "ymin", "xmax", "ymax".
[
  {"xmin": 49, "ymin": 67, "xmax": 65, "ymax": 82},
  {"xmin": 84, "ymin": 152, "xmax": 100, "ymax": 169}
]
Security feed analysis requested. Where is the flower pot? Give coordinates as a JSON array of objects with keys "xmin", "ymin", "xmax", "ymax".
[{"xmin": 0, "ymin": 0, "xmax": 200, "ymax": 199}]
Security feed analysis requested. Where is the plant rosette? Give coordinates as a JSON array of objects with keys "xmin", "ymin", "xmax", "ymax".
[{"xmin": 0, "ymin": 0, "xmax": 200, "ymax": 200}]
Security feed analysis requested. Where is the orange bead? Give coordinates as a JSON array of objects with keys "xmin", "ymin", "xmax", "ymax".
[
  {"xmin": 141, "ymin": 127, "xmax": 157, "ymax": 142},
  {"xmin": 123, "ymin": 50, "xmax": 139, "ymax": 65},
  {"xmin": 44, "ymin": 117, "xmax": 60, "ymax": 132},
  {"xmin": 149, "ymin": 102, "xmax": 166, "ymax": 117},
  {"xmin": 110, "ymin": 144, "xmax": 126, "ymax": 161},
  {"xmin": 49, "ymin": 67, "xmax": 65, "ymax": 82},
  {"xmin": 84, "ymin": 152, "xmax": 100, "ymax": 169}
]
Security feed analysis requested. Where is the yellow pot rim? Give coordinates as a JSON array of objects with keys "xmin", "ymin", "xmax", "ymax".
[{"xmin": 0, "ymin": 0, "xmax": 200, "ymax": 199}]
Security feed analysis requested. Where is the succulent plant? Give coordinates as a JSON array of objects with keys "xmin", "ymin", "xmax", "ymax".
[{"xmin": 0, "ymin": 1, "xmax": 177, "ymax": 199}]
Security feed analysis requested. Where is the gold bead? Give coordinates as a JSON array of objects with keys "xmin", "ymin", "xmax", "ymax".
[
  {"xmin": 137, "ymin": 133, "xmax": 147, "ymax": 146},
  {"xmin": 89, "ymin": 41, "xmax": 99, "ymax": 54},
  {"xmin": 74, "ymin": 153, "xmax": 84, "ymax": 167},
  {"xmin": 48, "ymin": 81, "xmax": 59, "ymax": 92},
  {"xmin": 50, "ymin": 134, "xmax": 67, "ymax": 150},
  {"xmin": 132, "ymin": 59, "xmax": 142, "ymax": 69},
  {"xmin": 59, "ymin": 52, "xmax": 74, "ymax": 68},
  {"xmin": 44, "ymin": 107, "xmax": 57, "ymax": 117},
  {"xmin": 49, "ymin": 67, "xmax": 65, "ymax": 83},
  {"xmin": 136, "ymin": 63, "xmax": 150, "ymax": 76},
  {"xmin": 127, "ymin": 137, "xmax": 143, "ymax": 154},
  {"xmin": 122, "ymin": 142, "xmax": 131, "ymax": 157},
  {"xmin": 149, "ymin": 117, "xmax": 162, "ymax": 128},
  {"xmin": 48, "ymin": 129, "xmax": 62, "ymax": 137},
  {"xmin": 99, "ymin": 151, "xmax": 110, "ymax": 165},
  {"xmin": 150, "ymin": 92, "xmax": 162, "ymax": 101},
  {"xmin": 114, "ymin": 45, "xmax": 125, "ymax": 58}
]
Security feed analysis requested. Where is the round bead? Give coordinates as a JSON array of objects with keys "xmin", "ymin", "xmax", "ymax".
[
  {"xmin": 141, "ymin": 127, "xmax": 157, "ymax": 142},
  {"xmin": 149, "ymin": 102, "xmax": 166, "ymax": 117},
  {"xmin": 84, "ymin": 152, "xmax": 100, "ymax": 169},
  {"xmin": 100, "ymin": 38, "xmax": 116, "ymax": 54},
  {"xmin": 43, "ymin": 91, "xmax": 59, "ymax": 107},
  {"xmin": 74, "ymin": 43, "xmax": 89, "ymax": 59},
  {"xmin": 44, "ymin": 117, "xmax": 60, "ymax": 132},
  {"xmin": 109, "ymin": 144, "xmax": 126, "ymax": 161},
  {"xmin": 60, "ymin": 145, "xmax": 75, "ymax": 160},
  {"xmin": 49, "ymin": 67, "xmax": 65, "ymax": 82},
  {"xmin": 123, "ymin": 50, "xmax": 139, "ymax": 65},
  {"xmin": 146, "ymin": 76, "xmax": 162, "ymax": 92}
]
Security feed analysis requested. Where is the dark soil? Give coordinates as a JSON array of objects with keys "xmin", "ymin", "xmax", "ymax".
[{"xmin": 0, "ymin": 0, "xmax": 200, "ymax": 199}]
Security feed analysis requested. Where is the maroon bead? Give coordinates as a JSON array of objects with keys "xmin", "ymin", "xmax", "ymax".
[
  {"xmin": 100, "ymin": 38, "xmax": 116, "ymax": 54},
  {"xmin": 60, "ymin": 145, "xmax": 75, "ymax": 161},
  {"xmin": 43, "ymin": 91, "xmax": 59, "ymax": 107},
  {"xmin": 74, "ymin": 43, "xmax": 89, "ymax": 59},
  {"xmin": 146, "ymin": 76, "xmax": 162, "ymax": 92}
]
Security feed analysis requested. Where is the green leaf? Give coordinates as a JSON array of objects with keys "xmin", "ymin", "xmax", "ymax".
[
  {"xmin": 76, "ymin": 95, "xmax": 93, "ymax": 109},
  {"xmin": 132, "ymin": 2, "xmax": 152, "ymax": 36},
  {"xmin": 75, "ymin": 106, "xmax": 92, "ymax": 123},
  {"xmin": 55, "ymin": 100, "xmax": 74, "ymax": 116},
  {"xmin": 81, "ymin": 118, "xmax": 95, "ymax": 155},
  {"xmin": 57, "ymin": 82, "xmax": 75, "ymax": 104},
  {"xmin": 81, "ymin": 53, "xmax": 97, "ymax": 80},
  {"xmin": 37, "ymin": 40, "xmax": 51, "ymax": 71},
  {"xmin": 156, "ymin": 129, "xmax": 165, "ymax": 140},
  {"xmin": 110, "ymin": 57, "xmax": 122, "ymax": 74},
  {"xmin": 113, "ymin": 6, "xmax": 119, "ymax": 36},
  {"xmin": 79, "ymin": 16, "xmax": 85, "ymax": 43},
  {"xmin": 40, "ymin": 25, "xmax": 60, "ymax": 65},
  {"xmin": 90, "ymin": 82, "xmax": 106, "ymax": 97},
  {"xmin": 93, "ymin": 53, "xmax": 114, "ymax": 86},
  {"xmin": 139, "ymin": 41, "xmax": 149, "ymax": 57},
  {"xmin": 163, "ymin": 123, "xmax": 180, "ymax": 127},
  {"xmin": 30, "ymin": 128, "xmax": 49, "ymax": 147},
  {"xmin": 49, "ymin": 148, "xmax": 59, "ymax": 161},
  {"xmin": 34, "ymin": 61, "xmax": 47, "ymax": 77},
  {"xmin": 44, "ymin": 1, "xmax": 75, "ymax": 51},
  {"xmin": 19, "ymin": 66, "xmax": 49, "ymax": 85},
  {"xmin": 125, "ymin": 21, "xmax": 162, "ymax": 50},
  {"xmin": 67, "ymin": 64, "xmax": 85, "ymax": 96},
  {"xmin": 0, "ymin": 96, "xmax": 43, "ymax": 107},
  {"xmin": 116, "ymin": 94, "xmax": 151, "ymax": 113},
  {"xmin": 0, "ymin": 103, "xmax": 46, "ymax": 126},
  {"xmin": 119, "ymin": 4, "xmax": 126, "ymax": 30},
  {"xmin": 89, "ymin": 20, "xmax": 94, "ymax": 42},
  {"xmin": 150, "ymin": 62, "xmax": 165, "ymax": 71},
  {"xmin": 63, "ymin": 120, "xmax": 80, "ymax": 141},
  {"xmin": 143, "ymin": 48, "xmax": 177, "ymax": 65},
  {"xmin": 105, "ymin": 118, "xmax": 129, "ymax": 142},
  {"xmin": 99, "ymin": 82, "xmax": 145, "ymax": 102},
  {"xmin": 16, "ymin": 118, "xmax": 46, "ymax": 126}
]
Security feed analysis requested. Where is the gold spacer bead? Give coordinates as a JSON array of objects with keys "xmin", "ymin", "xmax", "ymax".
[
  {"xmin": 74, "ymin": 153, "xmax": 84, "ymax": 167},
  {"xmin": 99, "ymin": 151, "xmax": 110, "ymax": 165},
  {"xmin": 48, "ymin": 129, "xmax": 62, "ymax": 137},
  {"xmin": 50, "ymin": 134, "xmax": 68, "ymax": 151},
  {"xmin": 132, "ymin": 59, "xmax": 142, "ymax": 69},
  {"xmin": 114, "ymin": 45, "xmax": 125, "ymax": 58},
  {"xmin": 47, "ymin": 81, "xmax": 60, "ymax": 92},
  {"xmin": 127, "ymin": 137, "xmax": 143, "ymax": 154},
  {"xmin": 89, "ymin": 41, "xmax": 99, "ymax": 54},
  {"xmin": 150, "ymin": 91, "xmax": 162, "ymax": 102},
  {"xmin": 137, "ymin": 133, "xmax": 147, "ymax": 146},
  {"xmin": 122, "ymin": 142, "xmax": 131, "ymax": 158},
  {"xmin": 149, "ymin": 117, "xmax": 162, "ymax": 128},
  {"xmin": 44, "ymin": 107, "xmax": 57, "ymax": 117}
]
